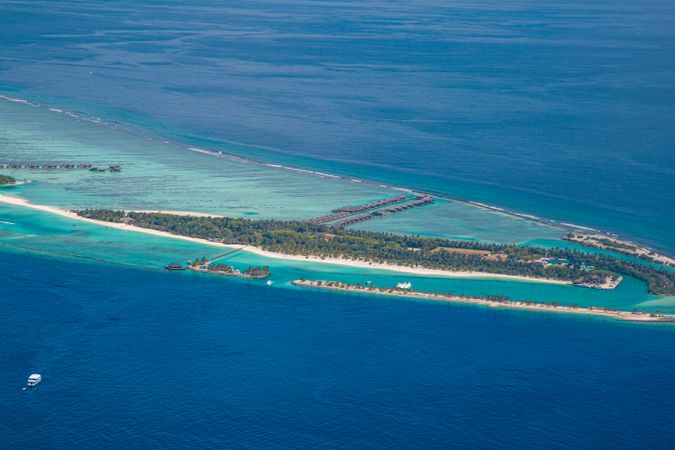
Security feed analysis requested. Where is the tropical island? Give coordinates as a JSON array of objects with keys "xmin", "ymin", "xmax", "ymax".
[
  {"xmin": 74, "ymin": 209, "xmax": 675, "ymax": 295},
  {"xmin": 0, "ymin": 175, "xmax": 16, "ymax": 185},
  {"xmin": 292, "ymin": 280, "xmax": 675, "ymax": 322},
  {"xmin": 177, "ymin": 256, "xmax": 271, "ymax": 279},
  {"xmin": 563, "ymin": 232, "xmax": 675, "ymax": 267}
]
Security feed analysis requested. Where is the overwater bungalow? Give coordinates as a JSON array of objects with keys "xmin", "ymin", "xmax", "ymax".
[{"xmin": 311, "ymin": 194, "xmax": 434, "ymax": 228}]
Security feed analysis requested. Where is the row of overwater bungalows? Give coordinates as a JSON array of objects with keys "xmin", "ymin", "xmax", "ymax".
[
  {"xmin": 308, "ymin": 195, "xmax": 407, "ymax": 224},
  {"xmin": 330, "ymin": 195, "xmax": 434, "ymax": 229},
  {"xmin": 0, "ymin": 163, "xmax": 121, "ymax": 172}
]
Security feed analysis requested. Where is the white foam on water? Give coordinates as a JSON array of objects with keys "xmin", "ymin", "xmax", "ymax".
[
  {"xmin": 314, "ymin": 171, "xmax": 340, "ymax": 179},
  {"xmin": 560, "ymin": 222, "xmax": 598, "ymax": 231}
]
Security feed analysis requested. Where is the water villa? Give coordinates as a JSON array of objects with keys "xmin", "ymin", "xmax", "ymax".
[
  {"xmin": 308, "ymin": 195, "xmax": 407, "ymax": 224},
  {"xmin": 329, "ymin": 195, "xmax": 435, "ymax": 229},
  {"xmin": 0, "ymin": 162, "xmax": 119, "ymax": 172},
  {"xmin": 164, "ymin": 262, "xmax": 187, "ymax": 271}
]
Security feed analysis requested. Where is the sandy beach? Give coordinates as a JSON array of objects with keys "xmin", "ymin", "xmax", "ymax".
[
  {"xmin": 565, "ymin": 233, "xmax": 675, "ymax": 267},
  {"xmin": 0, "ymin": 194, "xmax": 572, "ymax": 285},
  {"xmin": 293, "ymin": 280, "xmax": 674, "ymax": 322},
  {"xmin": 244, "ymin": 246, "xmax": 571, "ymax": 284},
  {"xmin": 0, "ymin": 195, "xmax": 234, "ymax": 248}
]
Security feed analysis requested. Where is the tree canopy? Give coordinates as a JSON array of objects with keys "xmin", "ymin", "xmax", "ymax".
[{"xmin": 75, "ymin": 209, "xmax": 675, "ymax": 295}]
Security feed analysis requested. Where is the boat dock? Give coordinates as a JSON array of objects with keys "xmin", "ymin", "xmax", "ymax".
[{"xmin": 166, "ymin": 251, "xmax": 270, "ymax": 279}]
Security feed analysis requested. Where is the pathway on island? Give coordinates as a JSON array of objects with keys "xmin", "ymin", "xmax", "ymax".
[{"xmin": 207, "ymin": 247, "xmax": 245, "ymax": 263}]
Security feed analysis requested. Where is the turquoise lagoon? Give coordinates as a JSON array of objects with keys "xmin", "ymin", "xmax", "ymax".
[
  {"xmin": 1, "ymin": 203, "xmax": 672, "ymax": 314},
  {"xmin": 0, "ymin": 97, "xmax": 390, "ymax": 219},
  {"xmin": 1, "ymin": 96, "xmax": 673, "ymax": 315},
  {"xmin": 3, "ymin": 3, "xmax": 675, "ymax": 447},
  {"xmin": 2, "ymin": 0, "xmax": 673, "ymax": 256},
  {"xmin": 0, "ymin": 96, "xmax": 562, "ymax": 243}
]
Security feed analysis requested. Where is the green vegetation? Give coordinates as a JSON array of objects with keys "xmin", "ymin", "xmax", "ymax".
[
  {"xmin": 209, "ymin": 263, "xmax": 234, "ymax": 273},
  {"xmin": 189, "ymin": 256, "xmax": 268, "ymax": 278},
  {"xmin": 75, "ymin": 209, "xmax": 675, "ymax": 295},
  {"xmin": 565, "ymin": 233, "xmax": 638, "ymax": 252},
  {"xmin": 245, "ymin": 265, "xmax": 270, "ymax": 278},
  {"xmin": 593, "ymin": 238, "xmax": 637, "ymax": 251},
  {"xmin": 0, "ymin": 174, "xmax": 16, "ymax": 185},
  {"xmin": 313, "ymin": 280, "xmax": 573, "ymax": 308},
  {"xmin": 563, "ymin": 232, "xmax": 673, "ymax": 267},
  {"xmin": 192, "ymin": 256, "xmax": 209, "ymax": 267}
]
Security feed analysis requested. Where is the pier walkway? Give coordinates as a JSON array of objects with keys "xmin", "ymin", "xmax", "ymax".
[
  {"xmin": 307, "ymin": 195, "xmax": 407, "ymax": 224},
  {"xmin": 329, "ymin": 195, "xmax": 435, "ymax": 229},
  {"xmin": 207, "ymin": 247, "xmax": 245, "ymax": 263}
]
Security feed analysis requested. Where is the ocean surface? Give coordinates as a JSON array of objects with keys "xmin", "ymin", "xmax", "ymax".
[
  {"xmin": 0, "ymin": 98, "xmax": 563, "ymax": 244},
  {"xmin": 2, "ymin": 1, "xmax": 675, "ymax": 448},
  {"xmin": 2, "ymin": 202, "xmax": 673, "ymax": 314},
  {"xmin": 1, "ymin": 0, "xmax": 674, "ymax": 252},
  {"xmin": 2, "ymin": 251, "xmax": 675, "ymax": 449}
]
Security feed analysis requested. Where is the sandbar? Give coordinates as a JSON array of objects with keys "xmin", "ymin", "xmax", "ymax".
[{"xmin": 293, "ymin": 280, "xmax": 674, "ymax": 322}]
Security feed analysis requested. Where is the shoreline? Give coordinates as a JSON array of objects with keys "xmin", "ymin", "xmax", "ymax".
[
  {"xmin": 0, "ymin": 195, "xmax": 571, "ymax": 285},
  {"xmin": 1, "ymin": 90, "xmax": 673, "ymax": 261},
  {"xmin": 0, "ymin": 195, "xmax": 233, "ymax": 249},
  {"xmin": 292, "ymin": 280, "xmax": 675, "ymax": 323},
  {"xmin": 243, "ymin": 246, "xmax": 571, "ymax": 285},
  {"xmin": 564, "ymin": 233, "xmax": 674, "ymax": 268}
]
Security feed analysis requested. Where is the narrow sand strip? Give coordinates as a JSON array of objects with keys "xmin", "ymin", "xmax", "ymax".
[
  {"xmin": 0, "ymin": 195, "xmax": 232, "ymax": 248},
  {"xmin": 0, "ymin": 195, "xmax": 570, "ymax": 285},
  {"xmin": 293, "ymin": 280, "xmax": 674, "ymax": 322}
]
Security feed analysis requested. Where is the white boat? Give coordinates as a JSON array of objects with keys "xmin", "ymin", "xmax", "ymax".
[
  {"xmin": 396, "ymin": 282, "xmax": 412, "ymax": 289},
  {"xmin": 27, "ymin": 374, "xmax": 42, "ymax": 387},
  {"xmin": 266, "ymin": 280, "xmax": 273, "ymax": 286}
]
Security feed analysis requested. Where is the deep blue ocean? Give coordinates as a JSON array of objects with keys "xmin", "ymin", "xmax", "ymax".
[
  {"xmin": 1, "ymin": 0, "xmax": 674, "ymax": 252},
  {"xmin": 2, "ymin": 252, "xmax": 675, "ymax": 448},
  {"xmin": 2, "ymin": 2, "xmax": 675, "ymax": 447}
]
